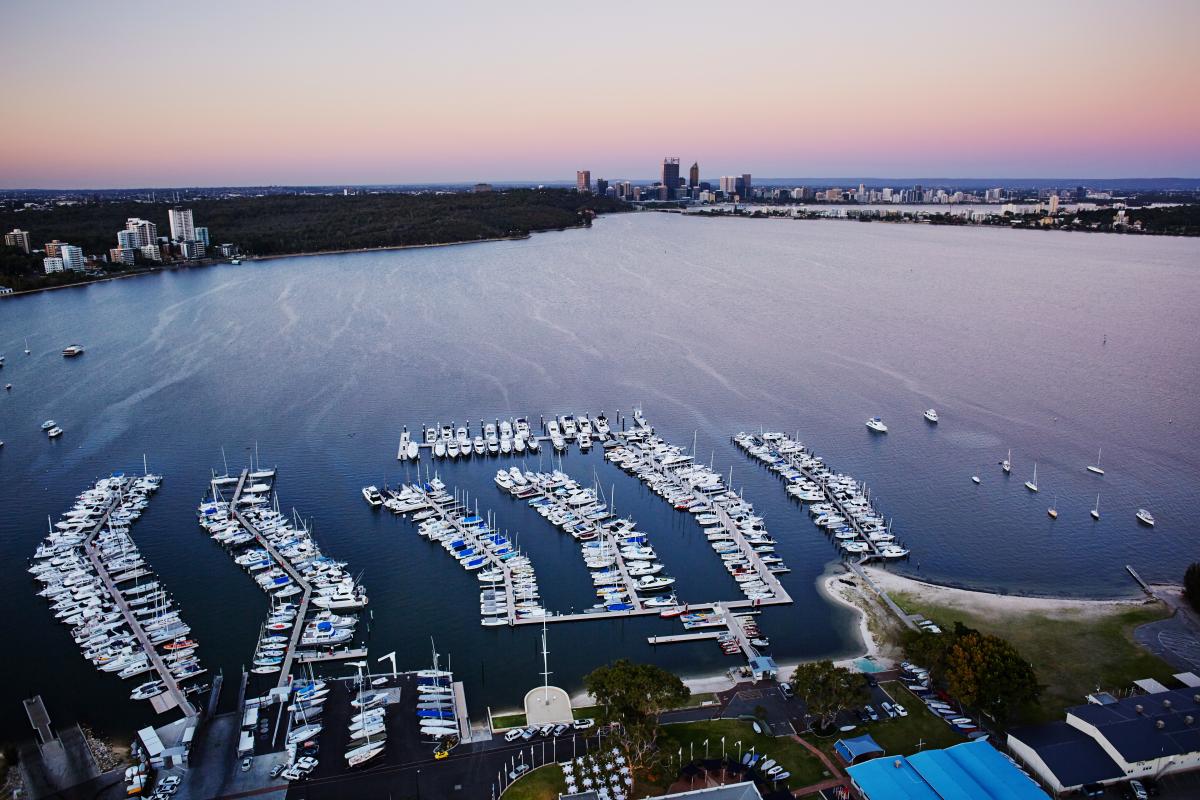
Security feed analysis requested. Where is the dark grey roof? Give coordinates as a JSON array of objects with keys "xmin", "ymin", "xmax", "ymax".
[
  {"xmin": 1067, "ymin": 688, "xmax": 1200, "ymax": 763},
  {"xmin": 1009, "ymin": 721, "xmax": 1124, "ymax": 788}
]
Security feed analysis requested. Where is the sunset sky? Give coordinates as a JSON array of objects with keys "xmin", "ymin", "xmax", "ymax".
[{"xmin": 2, "ymin": 0, "xmax": 1197, "ymax": 188}]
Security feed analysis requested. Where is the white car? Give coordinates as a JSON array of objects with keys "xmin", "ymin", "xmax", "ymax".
[
  {"xmin": 893, "ymin": 703, "xmax": 908, "ymax": 717},
  {"xmin": 504, "ymin": 729, "xmax": 524, "ymax": 742},
  {"xmin": 295, "ymin": 756, "xmax": 318, "ymax": 772},
  {"xmin": 572, "ymin": 718, "xmax": 595, "ymax": 730},
  {"xmin": 159, "ymin": 776, "xmax": 181, "ymax": 789},
  {"xmin": 508, "ymin": 763, "xmax": 530, "ymax": 780}
]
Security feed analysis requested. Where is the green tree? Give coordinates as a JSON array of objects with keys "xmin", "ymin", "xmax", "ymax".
[
  {"xmin": 584, "ymin": 660, "xmax": 689, "ymax": 781},
  {"xmin": 902, "ymin": 622, "xmax": 1039, "ymax": 723},
  {"xmin": 790, "ymin": 660, "xmax": 870, "ymax": 732},
  {"xmin": 1184, "ymin": 563, "xmax": 1200, "ymax": 614}
]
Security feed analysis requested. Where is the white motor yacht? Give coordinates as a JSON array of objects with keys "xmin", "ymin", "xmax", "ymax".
[
  {"xmin": 1135, "ymin": 508, "xmax": 1155, "ymax": 527},
  {"xmin": 924, "ymin": 409, "xmax": 939, "ymax": 423},
  {"xmin": 361, "ymin": 486, "xmax": 383, "ymax": 507},
  {"xmin": 865, "ymin": 416, "xmax": 888, "ymax": 433}
]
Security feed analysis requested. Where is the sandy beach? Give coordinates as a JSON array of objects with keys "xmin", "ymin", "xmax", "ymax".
[{"xmin": 859, "ymin": 565, "xmax": 1152, "ymax": 618}]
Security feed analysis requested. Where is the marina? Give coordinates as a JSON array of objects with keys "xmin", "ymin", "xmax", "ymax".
[
  {"xmin": 734, "ymin": 431, "xmax": 910, "ymax": 563},
  {"xmin": 198, "ymin": 465, "xmax": 370, "ymax": 687},
  {"xmin": 31, "ymin": 471, "xmax": 201, "ymax": 718}
]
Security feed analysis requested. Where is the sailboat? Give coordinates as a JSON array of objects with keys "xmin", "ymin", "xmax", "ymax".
[
  {"xmin": 24, "ymin": 337, "xmax": 31, "ymax": 355},
  {"xmin": 1001, "ymin": 449, "xmax": 1012, "ymax": 474},
  {"xmin": 1087, "ymin": 448, "xmax": 1105, "ymax": 475},
  {"xmin": 345, "ymin": 665, "xmax": 386, "ymax": 767},
  {"xmin": 1091, "ymin": 495, "xmax": 1100, "ymax": 521},
  {"xmin": 1047, "ymin": 495, "xmax": 1058, "ymax": 519},
  {"xmin": 1024, "ymin": 462, "xmax": 1038, "ymax": 492}
]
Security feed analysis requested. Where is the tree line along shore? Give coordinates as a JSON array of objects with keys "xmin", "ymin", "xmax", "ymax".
[{"xmin": 0, "ymin": 189, "xmax": 627, "ymax": 293}]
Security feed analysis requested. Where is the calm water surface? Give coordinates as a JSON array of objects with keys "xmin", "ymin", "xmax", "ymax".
[{"xmin": 1, "ymin": 214, "xmax": 1197, "ymax": 738}]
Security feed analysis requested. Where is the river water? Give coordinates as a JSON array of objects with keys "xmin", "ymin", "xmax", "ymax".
[{"xmin": 1, "ymin": 213, "xmax": 1197, "ymax": 739}]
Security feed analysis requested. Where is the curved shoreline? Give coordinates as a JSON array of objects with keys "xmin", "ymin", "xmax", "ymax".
[{"xmin": 860, "ymin": 565, "xmax": 1153, "ymax": 616}]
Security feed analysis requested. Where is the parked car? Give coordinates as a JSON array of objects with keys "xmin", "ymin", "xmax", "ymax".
[
  {"xmin": 240, "ymin": 757, "xmax": 253, "ymax": 772},
  {"xmin": 159, "ymin": 777, "xmax": 180, "ymax": 789},
  {"xmin": 504, "ymin": 728, "xmax": 524, "ymax": 742},
  {"xmin": 552, "ymin": 724, "xmax": 568, "ymax": 737},
  {"xmin": 509, "ymin": 764, "xmax": 530, "ymax": 780},
  {"xmin": 865, "ymin": 705, "xmax": 879, "ymax": 722},
  {"xmin": 538, "ymin": 724, "xmax": 555, "ymax": 737},
  {"xmin": 295, "ymin": 757, "xmax": 318, "ymax": 773},
  {"xmin": 779, "ymin": 682, "xmax": 794, "ymax": 699},
  {"xmin": 892, "ymin": 703, "xmax": 908, "ymax": 717},
  {"xmin": 573, "ymin": 718, "xmax": 595, "ymax": 730},
  {"xmin": 270, "ymin": 763, "xmax": 287, "ymax": 779},
  {"xmin": 521, "ymin": 726, "xmax": 537, "ymax": 740},
  {"xmin": 880, "ymin": 702, "xmax": 896, "ymax": 718},
  {"xmin": 854, "ymin": 709, "xmax": 870, "ymax": 724},
  {"xmin": 1126, "ymin": 779, "xmax": 1148, "ymax": 800}
]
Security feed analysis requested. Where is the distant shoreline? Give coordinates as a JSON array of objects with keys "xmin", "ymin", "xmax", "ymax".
[{"xmin": 0, "ymin": 231, "xmax": 548, "ymax": 299}]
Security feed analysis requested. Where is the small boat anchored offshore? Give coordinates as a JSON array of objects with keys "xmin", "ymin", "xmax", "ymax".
[
  {"xmin": 1086, "ymin": 448, "xmax": 1105, "ymax": 475},
  {"xmin": 924, "ymin": 409, "xmax": 939, "ymax": 424},
  {"xmin": 865, "ymin": 416, "xmax": 888, "ymax": 433},
  {"xmin": 1001, "ymin": 449, "xmax": 1012, "ymax": 474},
  {"xmin": 1135, "ymin": 508, "xmax": 1155, "ymax": 527},
  {"xmin": 1024, "ymin": 462, "xmax": 1038, "ymax": 493},
  {"xmin": 62, "ymin": 345, "xmax": 85, "ymax": 357},
  {"xmin": 1047, "ymin": 496, "xmax": 1058, "ymax": 520},
  {"xmin": 1091, "ymin": 495, "xmax": 1101, "ymax": 521}
]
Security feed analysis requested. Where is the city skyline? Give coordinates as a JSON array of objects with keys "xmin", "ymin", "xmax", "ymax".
[{"xmin": 1, "ymin": 1, "xmax": 1198, "ymax": 188}]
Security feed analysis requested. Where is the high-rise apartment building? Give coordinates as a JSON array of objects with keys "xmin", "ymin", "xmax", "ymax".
[
  {"xmin": 124, "ymin": 217, "xmax": 158, "ymax": 248},
  {"xmin": 60, "ymin": 244, "xmax": 85, "ymax": 272},
  {"xmin": 45, "ymin": 240, "xmax": 64, "ymax": 258},
  {"xmin": 43, "ymin": 257, "xmax": 64, "ymax": 274},
  {"xmin": 741, "ymin": 174, "xmax": 752, "ymax": 199},
  {"xmin": 576, "ymin": 171, "xmax": 591, "ymax": 193},
  {"xmin": 595, "ymin": 179, "xmax": 608, "ymax": 197},
  {"xmin": 661, "ymin": 158, "xmax": 680, "ymax": 199},
  {"xmin": 688, "ymin": 162, "xmax": 699, "ymax": 188},
  {"xmin": 4, "ymin": 228, "xmax": 31, "ymax": 253},
  {"xmin": 195, "ymin": 226, "xmax": 210, "ymax": 247},
  {"xmin": 168, "ymin": 207, "xmax": 195, "ymax": 242}
]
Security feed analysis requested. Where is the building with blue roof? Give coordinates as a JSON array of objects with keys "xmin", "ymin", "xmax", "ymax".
[{"xmin": 848, "ymin": 740, "xmax": 1048, "ymax": 800}]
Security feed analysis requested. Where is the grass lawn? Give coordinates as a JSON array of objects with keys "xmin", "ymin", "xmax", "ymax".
[
  {"xmin": 493, "ymin": 712, "xmax": 527, "ymax": 729},
  {"xmin": 659, "ymin": 719, "xmax": 829, "ymax": 789},
  {"xmin": 802, "ymin": 683, "xmax": 964, "ymax": 767},
  {"xmin": 891, "ymin": 591, "xmax": 1176, "ymax": 722},
  {"xmin": 501, "ymin": 763, "xmax": 565, "ymax": 799}
]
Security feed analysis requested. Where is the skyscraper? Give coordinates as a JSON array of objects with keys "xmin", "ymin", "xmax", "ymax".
[
  {"xmin": 741, "ymin": 174, "xmax": 752, "ymax": 199},
  {"xmin": 595, "ymin": 179, "xmax": 609, "ymax": 196},
  {"xmin": 576, "ymin": 170, "xmax": 591, "ymax": 193},
  {"xmin": 4, "ymin": 228, "xmax": 31, "ymax": 253},
  {"xmin": 688, "ymin": 162, "xmax": 699, "ymax": 188},
  {"xmin": 661, "ymin": 158, "xmax": 680, "ymax": 200},
  {"xmin": 168, "ymin": 207, "xmax": 195, "ymax": 242}
]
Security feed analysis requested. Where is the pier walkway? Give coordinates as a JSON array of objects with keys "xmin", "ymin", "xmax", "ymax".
[
  {"xmin": 411, "ymin": 485, "xmax": 519, "ymax": 624},
  {"xmin": 227, "ymin": 469, "xmax": 313, "ymax": 688},
  {"xmin": 83, "ymin": 492, "xmax": 197, "ymax": 718}
]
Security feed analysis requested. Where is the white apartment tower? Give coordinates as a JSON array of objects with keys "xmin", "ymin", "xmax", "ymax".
[{"xmin": 168, "ymin": 207, "xmax": 196, "ymax": 242}]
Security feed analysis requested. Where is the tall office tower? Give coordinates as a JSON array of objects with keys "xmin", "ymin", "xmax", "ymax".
[
  {"xmin": 576, "ymin": 170, "xmax": 592, "ymax": 193},
  {"xmin": 661, "ymin": 158, "xmax": 680, "ymax": 200},
  {"xmin": 168, "ymin": 207, "xmax": 196, "ymax": 241},
  {"xmin": 595, "ymin": 179, "xmax": 609, "ymax": 196},
  {"xmin": 688, "ymin": 162, "xmax": 699, "ymax": 188}
]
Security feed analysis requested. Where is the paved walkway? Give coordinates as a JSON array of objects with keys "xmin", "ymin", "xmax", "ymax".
[{"xmin": 788, "ymin": 734, "xmax": 849, "ymax": 796}]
